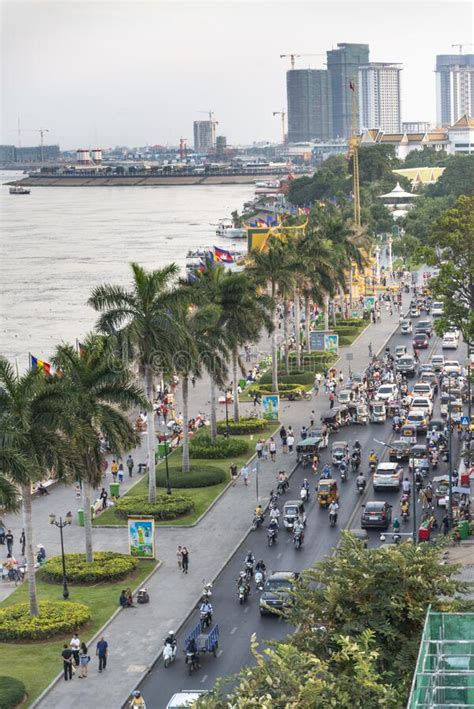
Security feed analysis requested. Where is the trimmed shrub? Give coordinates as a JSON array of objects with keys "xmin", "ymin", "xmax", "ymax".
[
  {"xmin": 0, "ymin": 601, "xmax": 91, "ymax": 642},
  {"xmin": 0, "ymin": 676, "xmax": 26, "ymax": 709},
  {"xmin": 248, "ymin": 383, "xmax": 303, "ymax": 396},
  {"xmin": 216, "ymin": 417, "xmax": 268, "ymax": 435},
  {"xmin": 156, "ymin": 465, "xmax": 226, "ymax": 488},
  {"xmin": 114, "ymin": 494, "xmax": 195, "ymax": 520},
  {"xmin": 259, "ymin": 371, "xmax": 314, "ymax": 386},
  {"xmin": 42, "ymin": 552, "xmax": 138, "ymax": 584},
  {"xmin": 189, "ymin": 434, "xmax": 249, "ymax": 459}
]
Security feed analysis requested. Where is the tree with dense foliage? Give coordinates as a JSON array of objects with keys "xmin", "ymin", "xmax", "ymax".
[
  {"xmin": 287, "ymin": 154, "xmax": 350, "ymax": 206},
  {"xmin": 426, "ymin": 195, "xmax": 474, "ymax": 346},
  {"xmin": 355, "ymin": 144, "xmax": 401, "ymax": 184},
  {"xmin": 428, "ymin": 154, "xmax": 474, "ymax": 197},
  {"xmin": 89, "ymin": 263, "xmax": 186, "ymax": 503},
  {"xmin": 401, "ymin": 194, "xmax": 455, "ymax": 245},
  {"xmin": 403, "ymin": 146, "xmax": 448, "ymax": 168},
  {"xmin": 51, "ymin": 336, "xmax": 145, "ymax": 560}
]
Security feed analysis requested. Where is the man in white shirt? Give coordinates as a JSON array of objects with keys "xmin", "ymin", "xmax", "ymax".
[{"xmin": 70, "ymin": 632, "xmax": 81, "ymax": 667}]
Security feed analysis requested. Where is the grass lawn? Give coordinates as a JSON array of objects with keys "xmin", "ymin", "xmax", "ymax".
[
  {"xmin": 93, "ymin": 424, "xmax": 277, "ymax": 527},
  {"xmin": 0, "ymin": 560, "xmax": 157, "ymax": 706}
]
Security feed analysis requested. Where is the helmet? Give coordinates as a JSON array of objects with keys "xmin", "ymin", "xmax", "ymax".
[
  {"xmin": 132, "ymin": 691, "xmax": 141, "ymax": 697},
  {"xmin": 168, "ymin": 630, "xmax": 175, "ymax": 636}
]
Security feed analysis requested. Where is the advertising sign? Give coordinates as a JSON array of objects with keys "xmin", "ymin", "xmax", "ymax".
[
  {"xmin": 262, "ymin": 395, "xmax": 279, "ymax": 421},
  {"xmin": 363, "ymin": 296, "xmax": 375, "ymax": 310},
  {"xmin": 128, "ymin": 517, "xmax": 155, "ymax": 558},
  {"xmin": 310, "ymin": 331, "xmax": 326, "ymax": 351},
  {"xmin": 324, "ymin": 333, "xmax": 339, "ymax": 353}
]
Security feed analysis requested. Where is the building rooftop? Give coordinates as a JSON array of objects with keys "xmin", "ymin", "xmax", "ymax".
[{"xmin": 450, "ymin": 114, "xmax": 474, "ymax": 129}]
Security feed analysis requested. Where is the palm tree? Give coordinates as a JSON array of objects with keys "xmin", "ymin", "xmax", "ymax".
[
  {"xmin": 0, "ymin": 358, "xmax": 74, "ymax": 616},
  {"xmin": 51, "ymin": 336, "xmax": 146, "ymax": 561},
  {"xmin": 88, "ymin": 263, "xmax": 187, "ymax": 503}
]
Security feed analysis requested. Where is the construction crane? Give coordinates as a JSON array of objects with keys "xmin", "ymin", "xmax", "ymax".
[
  {"xmin": 197, "ymin": 110, "xmax": 218, "ymax": 147},
  {"xmin": 280, "ymin": 53, "xmax": 326, "ymax": 69},
  {"xmin": 179, "ymin": 138, "xmax": 188, "ymax": 160},
  {"xmin": 21, "ymin": 127, "xmax": 50, "ymax": 161},
  {"xmin": 451, "ymin": 43, "xmax": 473, "ymax": 54},
  {"xmin": 273, "ymin": 110, "xmax": 286, "ymax": 145}
]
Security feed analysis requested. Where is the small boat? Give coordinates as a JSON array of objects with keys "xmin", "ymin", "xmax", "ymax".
[
  {"xmin": 215, "ymin": 218, "xmax": 246, "ymax": 239},
  {"xmin": 9, "ymin": 185, "xmax": 31, "ymax": 195}
]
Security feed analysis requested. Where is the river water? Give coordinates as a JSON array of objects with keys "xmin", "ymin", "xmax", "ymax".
[{"xmin": 0, "ymin": 171, "xmax": 253, "ymax": 368}]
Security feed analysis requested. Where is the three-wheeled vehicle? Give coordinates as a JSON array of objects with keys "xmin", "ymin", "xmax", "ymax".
[
  {"xmin": 296, "ymin": 435, "xmax": 322, "ymax": 468},
  {"xmin": 370, "ymin": 401, "xmax": 387, "ymax": 423},
  {"xmin": 283, "ymin": 500, "xmax": 306, "ymax": 530},
  {"xmin": 331, "ymin": 440, "xmax": 349, "ymax": 466},
  {"xmin": 449, "ymin": 402, "xmax": 463, "ymax": 423},
  {"xmin": 386, "ymin": 399, "xmax": 401, "ymax": 418},
  {"xmin": 321, "ymin": 406, "xmax": 351, "ymax": 432},
  {"xmin": 433, "ymin": 475, "xmax": 450, "ymax": 507},
  {"xmin": 317, "ymin": 478, "xmax": 339, "ymax": 507},
  {"xmin": 409, "ymin": 444, "xmax": 428, "ymax": 470},
  {"xmin": 184, "ymin": 620, "xmax": 219, "ymax": 674},
  {"xmin": 400, "ymin": 423, "xmax": 417, "ymax": 444},
  {"xmin": 348, "ymin": 401, "xmax": 369, "ymax": 425}
]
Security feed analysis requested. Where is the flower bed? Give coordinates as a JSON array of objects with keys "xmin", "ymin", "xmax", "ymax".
[
  {"xmin": 155, "ymin": 464, "xmax": 226, "ymax": 488},
  {"xmin": 114, "ymin": 493, "xmax": 195, "ymax": 520},
  {"xmin": 189, "ymin": 434, "xmax": 249, "ymax": 459},
  {"xmin": 0, "ymin": 601, "xmax": 91, "ymax": 642},
  {"xmin": 42, "ymin": 552, "xmax": 138, "ymax": 585},
  {"xmin": 248, "ymin": 383, "xmax": 303, "ymax": 396},
  {"xmin": 216, "ymin": 417, "xmax": 268, "ymax": 435},
  {"xmin": 0, "ymin": 676, "xmax": 26, "ymax": 709}
]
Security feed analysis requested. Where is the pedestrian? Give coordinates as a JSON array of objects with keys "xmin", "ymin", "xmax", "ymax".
[
  {"xmin": 424, "ymin": 485, "xmax": 434, "ymax": 507},
  {"xmin": 255, "ymin": 440, "xmax": 263, "ymax": 459},
  {"xmin": 338, "ymin": 371, "xmax": 344, "ymax": 384},
  {"xmin": 268, "ymin": 438, "xmax": 277, "ymax": 462},
  {"xmin": 0, "ymin": 524, "xmax": 5, "ymax": 545},
  {"xmin": 62, "ymin": 644, "xmax": 74, "ymax": 681},
  {"xmin": 310, "ymin": 410, "xmax": 315, "ymax": 427},
  {"xmin": 230, "ymin": 462, "xmax": 238, "ymax": 486},
  {"xmin": 262, "ymin": 441, "xmax": 269, "ymax": 460},
  {"xmin": 126, "ymin": 455, "xmax": 134, "ymax": 477},
  {"xmin": 5, "ymin": 530, "xmax": 13, "ymax": 557},
  {"xmin": 118, "ymin": 462, "xmax": 124, "ymax": 483},
  {"xmin": 329, "ymin": 391, "xmax": 335, "ymax": 409},
  {"xmin": 100, "ymin": 487, "xmax": 108, "ymax": 510},
  {"xmin": 442, "ymin": 514, "xmax": 450, "ymax": 536},
  {"xmin": 70, "ymin": 632, "xmax": 81, "ymax": 666},
  {"xmin": 300, "ymin": 425, "xmax": 307, "ymax": 440},
  {"xmin": 176, "ymin": 545, "xmax": 183, "ymax": 570},
  {"xmin": 287, "ymin": 432, "xmax": 295, "ymax": 453},
  {"xmin": 96, "ymin": 636, "xmax": 108, "ymax": 673},
  {"xmin": 110, "ymin": 459, "xmax": 118, "ymax": 482},
  {"xmin": 419, "ymin": 489, "xmax": 428, "ymax": 509},
  {"xmin": 181, "ymin": 546, "xmax": 189, "ymax": 573},
  {"xmin": 79, "ymin": 641, "xmax": 90, "ymax": 678},
  {"xmin": 19, "ymin": 529, "xmax": 25, "ymax": 557},
  {"xmin": 240, "ymin": 464, "xmax": 250, "ymax": 486},
  {"xmin": 280, "ymin": 426, "xmax": 288, "ymax": 454}
]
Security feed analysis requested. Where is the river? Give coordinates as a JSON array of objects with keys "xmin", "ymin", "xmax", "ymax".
[{"xmin": 0, "ymin": 172, "xmax": 253, "ymax": 368}]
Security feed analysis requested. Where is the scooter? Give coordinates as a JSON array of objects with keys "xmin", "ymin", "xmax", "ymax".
[
  {"xmin": 254, "ymin": 570, "xmax": 265, "ymax": 591},
  {"xmin": 252, "ymin": 513, "xmax": 265, "ymax": 530},
  {"xmin": 267, "ymin": 527, "xmax": 278, "ymax": 547},
  {"xmin": 293, "ymin": 527, "xmax": 304, "ymax": 549},
  {"xmin": 351, "ymin": 457, "xmax": 360, "ymax": 473},
  {"xmin": 340, "ymin": 464, "xmax": 347, "ymax": 482},
  {"xmin": 356, "ymin": 479, "xmax": 366, "ymax": 495},
  {"xmin": 300, "ymin": 487, "xmax": 309, "ymax": 503},
  {"xmin": 329, "ymin": 510, "xmax": 338, "ymax": 527},
  {"xmin": 238, "ymin": 583, "xmax": 250, "ymax": 604},
  {"xmin": 163, "ymin": 641, "xmax": 177, "ymax": 668}
]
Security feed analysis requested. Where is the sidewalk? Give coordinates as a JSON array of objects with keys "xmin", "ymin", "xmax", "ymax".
[{"xmin": 23, "ymin": 292, "xmax": 407, "ymax": 709}]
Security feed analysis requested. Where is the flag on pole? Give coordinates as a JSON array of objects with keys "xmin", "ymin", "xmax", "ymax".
[
  {"xmin": 349, "ymin": 80, "xmax": 355, "ymax": 92},
  {"xmin": 213, "ymin": 246, "xmax": 234, "ymax": 263},
  {"xmin": 76, "ymin": 340, "xmax": 87, "ymax": 358},
  {"xmin": 30, "ymin": 355, "xmax": 51, "ymax": 375}
]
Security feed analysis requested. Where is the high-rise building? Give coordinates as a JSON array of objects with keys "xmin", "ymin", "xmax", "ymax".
[
  {"xmin": 358, "ymin": 63, "xmax": 402, "ymax": 133},
  {"xmin": 436, "ymin": 54, "xmax": 474, "ymax": 127},
  {"xmin": 402, "ymin": 121, "xmax": 431, "ymax": 134},
  {"xmin": 193, "ymin": 121, "xmax": 213, "ymax": 152},
  {"xmin": 327, "ymin": 43, "xmax": 370, "ymax": 138},
  {"xmin": 286, "ymin": 69, "xmax": 331, "ymax": 143}
]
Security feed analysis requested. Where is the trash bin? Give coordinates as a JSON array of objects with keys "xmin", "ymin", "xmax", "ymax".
[
  {"xmin": 110, "ymin": 482, "xmax": 120, "ymax": 498},
  {"xmin": 158, "ymin": 442, "xmax": 167, "ymax": 458},
  {"xmin": 77, "ymin": 509, "xmax": 84, "ymax": 527},
  {"xmin": 458, "ymin": 520, "xmax": 470, "ymax": 540}
]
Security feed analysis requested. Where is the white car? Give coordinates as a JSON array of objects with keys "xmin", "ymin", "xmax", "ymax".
[
  {"xmin": 443, "ymin": 360, "xmax": 461, "ymax": 375},
  {"xmin": 442, "ymin": 332, "xmax": 459, "ymax": 350},
  {"xmin": 373, "ymin": 462, "xmax": 403, "ymax": 491},
  {"xmin": 395, "ymin": 345, "xmax": 407, "ymax": 359},
  {"xmin": 166, "ymin": 692, "xmax": 206, "ymax": 708},
  {"xmin": 432, "ymin": 301, "xmax": 444, "ymax": 317},
  {"xmin": 337, "ymin": 389, "xmax": 354, "ymax": 405},
  {"xmin": 430, "ymin": 355, "xmax": 445, "ymax": 371},
  {"xmin": 410, "ymin": 396, "xmax": 433, "ymax": 416},
  {"xmin": 375, "ymin": 384, "xmax": 398, "ymax": 402},
  {"xmin": 411, "ymin": 383, "xmax": 434, "ymax": 400}
]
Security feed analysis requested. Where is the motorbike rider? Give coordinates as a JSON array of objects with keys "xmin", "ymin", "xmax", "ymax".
[
  {"xmin": 244, "ymin": 550, "xmax": 255, "ymax": 576},
  {"xmin": 200, "ymin": 599, "xmax": 213, "ymax": 623},
  {"xmin": 393, "ymin": 414, "xmax": 401, "ymax": 430},
  {"xmin": 368, "ymin": 450, "xmax": 378, "ymax": 466},
  {"xmin": 321, "ymin": 464, "xmax": 332, "ymax": 479},
  {"xmin": 129, "ymin": 690, "xmax": 146, "ymax": 708},
  {"xmin": 400, "ymin": 498, "xmax": 410, "ymax": 517},
  {"xmin": 268, "ymin": 518, "xmax": 279, "ymax": 538},
  {"xmin": 328, "ymin": 500, "xmax": 339, "ymax": 520},
  {"xmin": 164, "ymin": 630, "xmax": 176, "ymax": 649},
  {"xmin": 301, "ymin": 479, "xmax": 310, "ymax": 499},
  {"xmin": 269, "ymin": 505, "xmax": 280, "ymax": 526},
  {"xmin": 356, "ymin": 473, "xmax": 366, "ymax": 490},
  {"xmin": 293, "ymin": 519, "xmax": 305, "ymax": 544},
  {"xmin": 186, "ymin": 636, "xmax": 198, "ymax": 665},
  {"xmin": 353, "ymin": 440, "xmax": 361, "ymax": 456},
  {"xmin": 339, "ymin": 459, "xmax": 348, "ymax": 478},
  {"xmin": 254, "ymin": 504, "xmax": 264, "ymax": 525},
  {"xmin": 393, "ymin": 517, "xmax": 400, "ymax": 532},
  {"xmin": 255, "ymin": 559, "xmax": 266, "ymax": 576},
  {"xmin": 402, "ymin": 477, "xmax": 411, "ymax": 495}
]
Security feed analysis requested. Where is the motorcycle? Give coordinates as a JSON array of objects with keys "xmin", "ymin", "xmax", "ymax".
[
  {"xmin": 340, "ymin": 464, "xmax": 347, "ymax": 482},
  {"xmin": 252, "ymin": 513, "xmax": 265, "ymax": 530},
  {"xmin": 269, "ymin": 490, "xmax": 279, "ymax": 507},
  {"xmin": 200, "ymin": 610, "xmax": 212, "ymax": 630},
  {"xmin": 244, "ymin": 560, "xmax": 254, "ymax": 580},
  {"xmin": 254, "ymin": 570, "xmax": 265, "ymax": 591},
  {"xmin": 356, "ymin": 479, "xmax": 366, "ymax": 495},
  {"xmin": 329, "ymin": 510, "xmax": 338, "ymax": 527},
  {"xmin": 369, "ymin": 460, "xmax": 377, "ymax": 473},
  {"xmin": 293, "ymin": 527, "xmax": 304, "ymax": 549},
  {"xmin": 185, "ymin": 650, "xmax": 199, "ymax": 675},
  {"xmin": 163, "ymin": 641, "xmax": 177, "ymax": 668},
  {"xmin": 351, "ymin": 457, "xmax": 360, "ymax": 473},
  {"xmin": 267, "ymin": 527, "xmax": 278, "ymax": 547},
  {"xmin": 202, "ymin": 582, "xmax": 213, "ymax": 599},
  {"xmin": 277, "ymin": 479, "xmax": 289, "ymax": 496},
  {"xmin": 401, "ymin": 507, "xmax": 409, "ymax": 523},
  {"xmin": 392, "ymin": 420, "xmax": 401, "ymax": 433},
  {"xmin": 300, "ymin": 487, "xmax": 309, "ymax": 503},
  {"xmin": 238, "ymin": 583, "xmax": 250, "ymax": 604}
]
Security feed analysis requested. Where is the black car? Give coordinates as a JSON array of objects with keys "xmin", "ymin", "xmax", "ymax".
[
  {"xmin": 396, "ymin": 356, "xmax": 417, "ymax": 377},
  {"xmin": 361, "ymin": 501, "xmax": 392, "ymax": 530},
  {"xmin": 388, "ymin": 439, "xmax": 411, "ymax": 462},
  {"xmin": 413, "ymin": 333, "xmax": 429, "ymax": 349},
  {"xmin": 259, "ymin": 572, "xmax": 296, "ymax": 615},
  {"xmin": 415, "ymin": 319, "xmax": 433, "ymax": 337}
]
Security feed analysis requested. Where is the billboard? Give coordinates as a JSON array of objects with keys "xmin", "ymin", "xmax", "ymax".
[
  {"xmin": 324, "ymin": 333, "xmax": 339, "ymax": 353},
  {"xmin": 363, "ymin": 296, "xmax": 375, "ymax": 310},
  {"xmin": 128, "ymin": 517, "xmax": 155, "ymax": 558},
  {"xmin": 262, "ymin": 395, "xmax": 279, "ymax": 421}
]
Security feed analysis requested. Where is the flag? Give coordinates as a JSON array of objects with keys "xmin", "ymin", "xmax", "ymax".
[
  {"xmin": 76, "ymin": 340, "xmax": 87, "ymax": 358},
  {"xmin": 30, "ymin": 355, "xmax": 51, "ymax": 375},
  {"xmin": 213, "ymin": 246, "xmax": 234, "ymax": 263},
  {"xmin": 349, "ymin": 80, "xmax": 355, "ymax": 92}
]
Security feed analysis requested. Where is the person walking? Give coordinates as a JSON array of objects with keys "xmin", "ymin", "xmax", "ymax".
[
  {"xmin": 5, "ymin": 530, "xmax": 13, "ymax": 557},
  {"xmin": 110, "ymin": 460, "xmax": 118, "ymax": 482},
  {"xmin": 96, "ymin": 637, "xmax": 108, "ymax": 673},
  {"xmin": 329, "ymin": 391, "xmax": 335, "ymax": 409},
  {"xmin": 181, "ymin": 547, "xmax": 189, "ymax": 574},
  {"xmin": 126, "ymin": 455, "xmax": 134, "ymax": 478},
  {"xmin": 70, "ymin": 632, "xmax": 81, "ymax": 667},
  {"xmin": 118, "ymin": 462, "xmax": 124, "ymax": 483},
  {"xmin": 62, "ymin": 644, "xmax": 74, "ymax": 681},
  {"xmin": 287, "ymin": 432, "xmax": 295, "ymax": 454},
  {"xmin": 19, "ymin": 529, "xmax": 25, "ymax": 557},
  {"xmin": 176, "ymin": 545, "xmax": 183, "ymax": 570},
  {"xmin": 100, "ymin": 488, "xmax": 108, "ymax": 510},
  {"xmin": 230, "ymin": 462, "xmax": 238, "ymax": 486},
  {"xmin": 78, "ymin": 641, "xmax": 90, "ymax": 678},
  {"xmin": 255, "ymin": 440, "xmax": 263, "ymax": 459},
  {"xmin": 240, "ymin": 464, "xmax": 249, "ymax": 486},
  {"xmin": 268, "ymin": 438, "xmax": 277, "ymax": 462}
]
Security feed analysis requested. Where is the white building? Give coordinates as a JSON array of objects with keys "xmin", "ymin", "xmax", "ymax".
[
  {"xmin": 358, "ymin": 63, "xmax": 402, "ymax": 133},
  {"xmin": 359, "ymin": 127, "xmax": 449, "ymax": 161},
  {"xmin": 447, "ymin": 114, "xmax": 474, "ymax": 154},
  {"xmin": 436, "ymin": 55, "xmax": 474, "ymax": 127}
]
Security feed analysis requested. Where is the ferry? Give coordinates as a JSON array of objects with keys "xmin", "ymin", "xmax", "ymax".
[
  {"xmin": 9, "ymin": 185, "xmax": 31, "ymax": 195},
  {"xmin": 215, "ymin": 218, "xmax": 246, "ymax": 239},
  {"xmin": 254, "ymin": 179, "xmax": 283, "ymax": 195}
]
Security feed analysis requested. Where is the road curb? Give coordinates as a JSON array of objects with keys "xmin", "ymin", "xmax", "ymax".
[{"xmin": 30, "ymin": 560, "xmax": 162, "ymax": 709}]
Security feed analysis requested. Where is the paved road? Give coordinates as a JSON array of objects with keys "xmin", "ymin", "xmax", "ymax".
[{"xmin": 140, "ymin": 309, "xmax": 465, "ymax": 708}]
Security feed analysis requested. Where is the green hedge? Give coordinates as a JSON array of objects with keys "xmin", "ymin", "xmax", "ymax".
[
  {"xmin": 248, "ymin": 383, "xmax": 302, "ymax": 395},
  {"xmin": 189, "ymin": 434, "xmax": 249, "ymax": 459},
  {"xmin": 0, "ymin": 676, "xmax": 26, "ymax": 709},
  {"xmin": 115, "ymin": 493, "xmax": 195, "ymax": 520},
  {"xmin": 0, "ymin": 601, "xmax": 91, "ymax": 642},
  {"xmin": 156, "ymin": 464, "xmax": 226, "ymax": 488},
  {"xmin": 259, "ymin": 371, "xmax": 314, "ymax": 386},
  {"xmin": 335, "ymin": 325, "xmax": 365, "ymax": 336},
  {"xmin": 216, "ymin": 417, "xmax": 268, "ymax": 435},
  {"xmin": 42, "ymin": 552, "xmax": 138, "ymax": 584}
]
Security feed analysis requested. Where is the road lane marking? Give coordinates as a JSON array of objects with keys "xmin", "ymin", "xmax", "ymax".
[
  {"xmin": 217, "ymin": 649, "xmax": 223, "ymax": 657},
  {"xmin": 230, "ymin": 626, "xmax": 237, "ymax": 634},
  {"xmin": 277, "ymin": 552, "xmax": 282, "ymax": 558},
  {"xmin": 244, "ymin": 606, "xmax": 249, "ymax": 613},
  {"xmin": 201, "ymin": 675, "xmax": 208, "ymax": 683}
]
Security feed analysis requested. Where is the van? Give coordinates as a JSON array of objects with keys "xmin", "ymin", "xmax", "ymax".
[
  {"xmin": 442, "ymin": 332, "xmax": 459, "ymax": 350},
  {"xmin": 432, "ymin": 301, "xmax": 444, "ymax": 317}
]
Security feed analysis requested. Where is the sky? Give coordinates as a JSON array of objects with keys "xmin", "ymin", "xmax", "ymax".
[{"xmin": 1, "ymin": 0, "xmax": 472, "ymax": 149}]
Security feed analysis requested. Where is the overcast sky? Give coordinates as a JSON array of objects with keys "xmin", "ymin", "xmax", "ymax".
[{"xmin": 1, "ymin": 0, "xmax": 472, "ymax": 149}]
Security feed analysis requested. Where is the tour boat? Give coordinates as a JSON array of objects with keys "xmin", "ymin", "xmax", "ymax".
[
  {"xmin": 215, "ymin": 218, "xmax": 246, "ymax": 239},
  {"xmin": 9, "ymin": 185, "xmax": 31, "ymax": 195}
]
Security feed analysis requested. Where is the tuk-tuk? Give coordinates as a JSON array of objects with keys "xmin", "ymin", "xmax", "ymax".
[
  {"xmin": 296, "ymin": 436, "xmax": 322, "ymax": 468},
  {"xmin": 386, "ymin": 399, "xmax": 401, "ymax": 418},
  {"xmin": 331, "ymin": 441, "xmax": 349, "ymax": 465},
  {"xmin": 317, "ymin": 478, "xmax": 339, "ymax": 507},
  {"xmin": 348, "ymin": 401, "xmax": 369, "ymax": 425},
  {"xmin": 321, "ymin": 406, "xmax": 351, "ymax": 432},
  {"xmin": 307, "ymin": 427, "xmax": 329, "ymax": 449},
  {"xmin": 370, "ymin": 402, "xmax": 387, "ymax": 423},
  {"xmin": 433, "ymin": 475, "xmax": 450, "ymax": 507},
  {"xmin": 449, "ymin": 402, "xmax": 463, "ymax": 423},
  {"xmin": 283, "ymin": 500, "xmax": 306, "ymax": 530},
  {"xmin": 401, "ymin": 424, "xmax": 417, "ymax": 444},
  {"xmin": 409, "ymin": 444, "xmax": 428, "ymax": 470}
]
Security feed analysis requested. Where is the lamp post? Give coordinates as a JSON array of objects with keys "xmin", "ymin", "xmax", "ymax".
[
  {"xmin": 49, "ymin": 511, "xmax": 73, "ymax": 599},
  {"xmin": 375, "ymin": 439, "xmax": 417, "ymax": 545},
  {"xmin": 164, "ymin": 434, "xmax": 172, "ymax": 495},
  {"xmin": 447, "ymin": 378, "xmax": 454, "ymax": 527},
  {"xmin": 224, "ymin": 390, "xmax": 230, "ymax": 438}
]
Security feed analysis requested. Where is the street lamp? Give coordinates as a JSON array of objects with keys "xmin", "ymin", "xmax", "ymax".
[
  {"xmin": 49, "ymin": 511, "xmax": 73, "ymax": 599},
  {"xmin": 375, "ymin": 439, "xmax": 417, "ymax": 545},
  {"xmin": 163, "ymin": 435, "xmax": 172, "ymax": 495},
  {"xmin": 224, "ymin": 390, "xmax": 230, "ymax": 438}
]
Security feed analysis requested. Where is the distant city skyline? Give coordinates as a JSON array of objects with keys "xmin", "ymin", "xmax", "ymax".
[{"xmin": 1, "ymin": 0, "xmax": 472, "ymax": 149}]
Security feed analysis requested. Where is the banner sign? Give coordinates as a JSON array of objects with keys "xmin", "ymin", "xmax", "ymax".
[
  {"xmin": 128, "ymin": 517, "xmax": 155, "ymax": 558},
  {"xmin": 262, "ymin": 395, "xmax": 279, "ymax": 421},
  {"xmin": 310, "ymin": 331, "xmax": 326, "ymax": 351},
  {"xmin": 324, "ymin": 334, "xmax": 339, "ymax": 353},
  {"xmin": 363, "ymin": 296, "xmax": 375, "ymax": 310}
]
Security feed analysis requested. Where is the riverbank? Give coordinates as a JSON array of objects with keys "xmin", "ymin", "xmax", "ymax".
[{"xmin": 7, "ymin": 173, "xmax": 287, "ymax": 187}]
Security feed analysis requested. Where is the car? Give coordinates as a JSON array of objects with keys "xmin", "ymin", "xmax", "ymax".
[
  {"xmin": 395, "ymin": 345, "xmax": 407, "ymax": 359},
  {"xmin": 388, "ymin": 439, "xmax": 411, "ymax": 462},
  {"xmin": 430, "ymin": 355, "xmax": 445, "ymax": 371},
  {"xmin": 259, "ymin": 572, "xmax": 296, "ymax": 615},
  {"xmin": 410, "ymin": 397, "xmax": 433, "ymax": 416},
  {"xmin": 409, "ymin": 304, "xmax": 420, "ymax": 318},
  {"xmin": 337, "ymin": 389, "xmax": 355, "ymax": 405},
  {"xmin": 413, "ymin": 333, "xmax": 429, "ymax": 349},
  {"xmin": 443, "ymin": 360, "xmax": 461, "ymax": 374},
  {"xmin": 373, "ymin": 462, "xmax": 403, "ymax": 491},
  {"xmin": 400, "ymin": 319, "xmax": 413, "ymax": 335},
  {"xmin": 396, "ymin": 356, "xmax": 417, "ymax": 377},
  {"xmin": 375, "ymin": 384, "xmax": 398, "ymax": 402},
  {"xmin": 415, "ymin": 319, "xmax": 433, "ymax": 337},
  {"xmin": 361, "ymin": 501, "xmax": 392, "ymax": 529},
  {"xmin": 440, "ymin": 392, "xmax": 462, "ymax": 417},
  {"xmin": 432, "ymin": 301, "xmax": 444, "ymax": 317},
  {"xmin": 419, "ymin": 372, "xmax": 439, "ymax": 394},
  {"xmin": 166, "ymin": 692, "xmax": 207, "ymax": 709},
  {"xmin": 404, "ymin": 408, "xmax": 429, "ymax": 433},
  {"xmin": 442, "ymin": 332, "xmax": 459, "ymax": 350},
  {"xmin": 411, "ymin": 382, "xmax": 434, "ymax": 400}
]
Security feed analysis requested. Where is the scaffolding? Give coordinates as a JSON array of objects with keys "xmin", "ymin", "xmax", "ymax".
[{"xmin": 409, "ymin": 607, "xmax": 474, "ymax": 708}]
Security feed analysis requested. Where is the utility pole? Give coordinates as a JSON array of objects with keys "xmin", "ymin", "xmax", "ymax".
[
  {"xmin": 273, "ymin": 110, "xmax": 286, "ymax": 144},
  {"xmin": 448, "ymin": 377, "xmax": 453, "ymax": 527}
]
